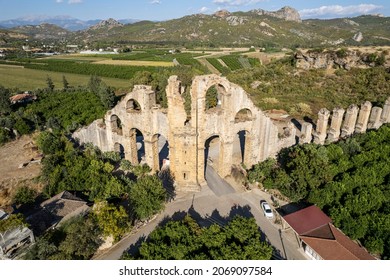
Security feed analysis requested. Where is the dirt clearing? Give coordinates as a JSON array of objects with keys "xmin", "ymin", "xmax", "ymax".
[{"xmin": 0, "ymin": 134, "xmax": 42, "ymax": 208}]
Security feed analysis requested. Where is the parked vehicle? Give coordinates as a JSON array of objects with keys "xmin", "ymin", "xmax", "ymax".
[{"xmin": 260, "ymin": 200, "xmax": 274, "ymax": 219}]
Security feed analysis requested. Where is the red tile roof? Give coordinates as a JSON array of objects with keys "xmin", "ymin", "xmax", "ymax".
[
  {"xmin": 9, "ymin": 93, "xmax": 33, "ymax": 103},
  {"xmin": 283, "ymin": 205, "xmax": 332, "ymax": 235},
  {"xmin": 301, "ymin": 224, "xmax": 376, "ymax": 260}
]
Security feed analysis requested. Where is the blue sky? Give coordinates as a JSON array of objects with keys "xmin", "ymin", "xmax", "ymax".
[{"xmin": 0, "ymin": 0, "xmax": 389, "ymax": 21}]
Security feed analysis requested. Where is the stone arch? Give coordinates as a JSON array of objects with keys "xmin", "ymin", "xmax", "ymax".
[
  {"xmin": 205, "ymin": 84, "xmax": 226, "ymax": 111},
  {"xmin": 233, "ymin": 130, "xmax": 251, "ymax": 167},
  {"xmin": 110, "ymin": 114, "xmax": 123, "ymax": 135},
  {"xmin": 129, "ymin": 128, "xmax": 144, "ymax": 165},
  {"xmin": 114, "ymin": 142, "xmax": 125, "ymax": 159},
  {"xmin": 234, "ymin": 108, "xmax": 252, "ymax": 123},
  {"xmin": 204, "ymin": 135, "xmax": 221, "ymax": 179},
  {"xmin": 126, "ymin": 98, "xmax": 142, "ymax": 113},
  {"xmin": 151, "ymin": 134, "xmax": 170, "ymax": 171}
]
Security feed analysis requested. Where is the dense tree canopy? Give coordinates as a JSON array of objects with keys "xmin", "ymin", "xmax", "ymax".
[
  {"xmin": 248, "ymin": 124, "xmax": 390, "ymax": 259},
  {"xmin": 24, "ymin": 216, "xmax": 103, "ymax": 260},
  {"xmin": 123, "ymin": 215, "xmax": 272, "ymax": 260},
  {"xmin": 128, "ymin": 174, "xmax": 167, "ymax": 221}
]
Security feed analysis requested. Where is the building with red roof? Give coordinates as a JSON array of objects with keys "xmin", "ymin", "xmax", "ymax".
[{"xmin": 282, "ymin": 205, "xmax": 376, "ymax": 260}]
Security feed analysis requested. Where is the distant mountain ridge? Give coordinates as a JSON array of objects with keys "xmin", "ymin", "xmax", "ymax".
[
  {"xmin": 0, "ymin": 15, "xmax": 139, "ymax": 31},
  {"xmin": 1, "ymin": 6, "xmax": 390, "ymax": 48}
]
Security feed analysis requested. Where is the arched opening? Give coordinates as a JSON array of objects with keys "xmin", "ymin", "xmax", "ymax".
[
  {"xmin": 152, "ymin": 134, "xmax": 170, "ymax": 171},
  {"xmin": 233, "ymin": 130, "xmax": 250, "ymax": 166},
  {"xmin": 114, "ymin": 142, "xmax": 125, "ymax": 159},
  {"xmin": 234, "ymin": 108, "xmax": 252, "ymax": 123},
  {"xmin": 129, "ymin": 128, "xmax": 144, "ymax": 165},
  {"xmin": 110, "ymin": 114, "xmax": 123, "ymax": 135},
  {"xmin": 205, "ymin": 84, "xmax": 225, "ymax": 111},
  {"xmin": 204, "ymin": 135, "xmax": 220, "ymax": 179},
  {"xmin": 126, "ymin": 99, "xmax": 141, "ymax": 112}
]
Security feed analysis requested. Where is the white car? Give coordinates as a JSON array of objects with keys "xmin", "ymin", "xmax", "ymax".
[{"xmin": 261, "ymin": 201, "xmax": 274, "ymax": 219}]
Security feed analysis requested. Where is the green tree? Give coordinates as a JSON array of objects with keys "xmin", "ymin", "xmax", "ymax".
[
  {"xmin": 129, "ymin": 175, "xmax": 166, "ymax": 221},
  {"xmin": 0, "ymin": 213, "xmax": 27, "ymax": 232},
  {"xmin": 62, "ymin": 75, "xmax": 69, "ymax": 90},
  {"xmin": 205, "ymin": 85, "xmax": 218, "ymax": 110},
  {"xmin": 13, "ymin": 117, "xmax": 31, "ymax": 135},
  {"xmin": 46, "ymin": 76, "xmax": 55, "ymax": 92},
  {"xmin": 130, "ymin": 215, "xmax": 272, "ymax": 260},
  {"xmin": 36, "ymin": 131, "xmax": 64, "ymax": 155},
  {"xmin": 0, "ymin": 127, "xmax": 11, "ymax": 145},
  {"xmin": 87, "ymin": 75, "xmax": 102, "ymax": 95},
  {"xmin": 58, "ymin": 216, "xmax": 102, "ymax": 260},
  {"xmin": 23, "ymin": 235, "xmax": 59, "ymax": 260},
  {"xmin": 13, "ymin": 186, "xmax": 37, "ymax": 205},
  {"xmin": 0, "ymin": 85, "xmax": 11, "ymax": 115},
  {"xmin": 93, "ymin": 201, "xmax": 131, "ymax": 241}
]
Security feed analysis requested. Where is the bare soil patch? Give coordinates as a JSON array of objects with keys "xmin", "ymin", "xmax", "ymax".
[{"xmin": 0, "ymin": 134, "xmax": 42, "ymax": 208}]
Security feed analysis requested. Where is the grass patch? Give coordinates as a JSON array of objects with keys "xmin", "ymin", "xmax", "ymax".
[{"xmin": 0, "ymin": 65, "xmax": 131, "ymax": 91}]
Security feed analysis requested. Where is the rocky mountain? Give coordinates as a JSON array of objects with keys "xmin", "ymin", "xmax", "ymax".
[
  {"xmin": 251, "ymin": 6, "xmax": 302, "ymax": 23},
  {"xmin": 2, "ymin": 6, "xmax": 390, "ymax": 48},
  {"xmin": 0, "ymin": 16, "xmax": 137, "ymax": 31},
  {"xmin": 73, "ymin": 11, "xmax": 389, "ymax": 48},
  {"xmin": 10, "ymin": 23, "xmax": 71, "ymax": 40},
  {"xmin": 295, "ymin": 48, "xmax": 390, "ymax": 70},
  {"xmin": 87, "ymin": 18, "xmax": 124, "ymax": 31}
]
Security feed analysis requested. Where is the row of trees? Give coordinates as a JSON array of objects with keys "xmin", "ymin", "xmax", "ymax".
[
  {"xmin": 0, "ymin": 75, "xmax": 115, "ymax": 146},
  {"xmin": 122, "ymin": 215, "xmax": 273, "ymax": 260},
  {"xmin": 248, "ymin": 125, "xmax": 390, "ymax": 259}
]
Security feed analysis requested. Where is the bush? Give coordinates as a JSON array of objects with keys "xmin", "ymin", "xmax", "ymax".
[{"xmin": 13, "ymin": 186, "xmax": 37, "ymax": 205}]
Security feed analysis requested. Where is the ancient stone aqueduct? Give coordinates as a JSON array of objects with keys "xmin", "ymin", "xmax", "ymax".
[{"xmin": 73, "ymin": 74, "xmax": 390, "ymax": 191}]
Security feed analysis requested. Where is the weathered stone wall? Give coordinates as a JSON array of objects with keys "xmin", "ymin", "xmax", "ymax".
[
  {"xmin": 73, "ymin": 73, "xmax": 389, "ymax": 192},
  {"xmin": 73, "ymin": 75, "xmax": 293, "ymax": 192}
]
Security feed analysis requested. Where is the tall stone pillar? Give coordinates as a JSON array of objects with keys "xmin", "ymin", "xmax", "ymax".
[
  {"xmin": 299, "ymin": 122, "xmax": 313, "ymax": 144},
  {"xmin": 144, "ymin": 138, "xmax": 159, "ymax": 172},
  {"xmin": 380, "ymin": 97, "xmax": 390, "ymax": 124},
  {"xmin": 129, "ymin": 129, "xmax": 138, "ymax": 165},
  {"xmin": 313, "ymin": 108, "xmax": 330, "ymax": 145},
  {"xmin": 327, "ymin": 108, "xmax": 345, "ymax": 142},
  {"xmin": 341, "ymin": 105, "xmax": 359, "ymax": 138},
  {"xmin": 243, "ymin": 133, "xmax": 254, "ymax": 167},
  {"xmin": 367, "ymin": 107, "xmax": 383, "ymax": 129},
  {"xmin": 219, "ymin": 139, "xmax": 234, "ymax": 178},
  {"xmin": 355, "ymin": 101, "xmax": 372, "ymax": 133}
]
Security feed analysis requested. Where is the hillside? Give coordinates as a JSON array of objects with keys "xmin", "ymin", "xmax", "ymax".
[
  {"xmin": 10, "ymin": 23, "xmax": 71, "ymax": 40},
  {"xmin": 1, "ymin": 7, "xmax": 390, "ymax": 48},
  {"xmin": 71, "ymin": 8, "xmax": 390, "ymax": 48}
]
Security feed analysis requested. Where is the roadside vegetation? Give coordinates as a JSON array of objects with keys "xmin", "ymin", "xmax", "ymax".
[
  {"xmin": 121, "ymin": 215, "xmax": 273, "ymax": 260},
  {"xmin": 248, "ymin": 124, "xmax": 390, "ymax": 259}
]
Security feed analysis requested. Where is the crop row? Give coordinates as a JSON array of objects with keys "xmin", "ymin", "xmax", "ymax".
[{"xmin": 23, "ymin": 60, "xmax": 161, "ymax": 79}]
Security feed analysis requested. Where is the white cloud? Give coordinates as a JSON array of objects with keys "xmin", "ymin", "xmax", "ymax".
[
  {"xmin": 68, "ymin": 0, "xmax": 83, "ymax": 4},
  {"xmin": 212, "ymin": 0, "xmax": 264, "ymax": 6},
  {"xmin": 150, "ymin": 0, "xmax": 161, "ymax": 4},
  {"xmin": 300, "ymin": 4, "xmax": 382, "ymax": 18},
  {"xmin": 200, "ymin": 7, "xmax": 209, "ymax": 13}
]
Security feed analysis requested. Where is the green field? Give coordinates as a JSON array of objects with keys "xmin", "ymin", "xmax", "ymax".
[{"xmin": 0, "ymin": 65, "xmax": 131, "ymax": 91}]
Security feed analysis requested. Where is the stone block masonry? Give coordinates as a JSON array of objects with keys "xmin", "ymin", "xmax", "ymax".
[
  {"xmin": 73, "ymin": 75, "xmax": 293, "ymax": 192},
  {"xmin": 73, "ymin": 75, "xmax": 389, "ymax": 192}
]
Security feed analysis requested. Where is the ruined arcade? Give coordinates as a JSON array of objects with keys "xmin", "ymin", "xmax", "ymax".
[{"xmin": 73, "ymin": 74, "xmax": 295, "ymax": 191}]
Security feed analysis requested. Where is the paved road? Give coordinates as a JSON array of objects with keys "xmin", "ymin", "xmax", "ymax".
[
  {"xmin": 94, "ymin": 175, "xmax": 309, "ymax": 260},
  {"xmin": 205, "ymin": 165, "xmax": 235, "ymax": 196}
]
